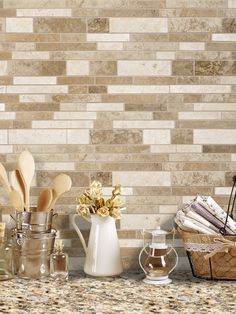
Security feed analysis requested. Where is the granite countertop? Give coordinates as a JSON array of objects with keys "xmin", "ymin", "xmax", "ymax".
[{"xmin": 0, "ymin": 272, "xmax": 235, "ymax": 314}]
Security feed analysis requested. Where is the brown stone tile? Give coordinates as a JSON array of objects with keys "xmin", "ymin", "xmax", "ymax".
[
  {"xmin": 171, "ymin": 171, "xmax": 225, "ymax": 186},
  {"xmin": 177, "ymin": 121, "xmax": 236, "ymax": 129},
  {"xmin": 90, "ymin": 130, "xmax": 142, "ymax": 144},
  {"xmin": 34, "ymin": 17, "xmax": 86, "ymax": 33},
  {"xmin": 68, "ymin": 86, "xmax": 88, "ymax": 94},
  {"xmin": 0, "ymin": 52, "xmax": 11, "ymax": 59},
  {"xmin": 57, "ymin": 77, "xmax": 94, "ymax": 85},
  {"xmin": 36, "ymin": 171, "xmax": 89, "ymax": 188},
  {"xmin": 172, "ymin": 186, "xmax": 213, "ymax": 196},
  {"xmin": 5, "ymin": 33, "xmax": 59, "ymax": 42},
  {"xmin": 98, "ymin": 8, "xmax": 160, "ymax": 17},
  {"xmin": 0, "ymin": 94, "xmax": 19, "ymax": 102},
  {"xmin": 0, "ymin": 76, "xmax": 13, "ymax": 85},
  {"xmin": 160, "ymin": 8, "xmax": 219, "ymax": 17},
  {"xmin": 36, "ymin": 43, "xmax": 96, "ymax": 51},
  {"xmin": 8, "ymin": 60, "xmax": 66, "ymax": 76},
  {"xmin": 176, "ymin": 77, "xmax": 199, "ymax": 84},
  {"xmin": 6, "ymin": 103, "xmax": 59, "ymax": 112},
  {"xmin": 183, "ymin": 94, "xmax": 202, "ymax": 102},
  {"xmin": 222, "ymin": 18, "xmax": 236, "ymax": 32},
  {"xmin": 169, "ymin": 33, "xmax": 210, "ymax": 41},
  {"xmin": 203, "ymin": 145, "xmax": 236, "ymax": 153},
  {"xmin": 133, "ymin": 187, "xmax": 171, "ymax": 196},
  {"xmin": 95, "ymin": 145, "xmax": 150, "ymax": 153},
  {"xmin": 156, "ymin": 94, "xmax": 183, "ymax": 103},
  {"xmin": 100, "ymin": 162, "xmax": 162, "ymax": 171},
  {"xmin": 102, "ymin": 94, "xmax": 156, "ymax": 103},
  {"xmin": 195, "ymin": 61, "xmax": 236, "ymax": 76},
  {"xmin": 153, "ymin": 112, "xmax": 178, "ymax": 120},
  {"xmin": 167, "ymin": 103, "xmax": 194, "ymax": 112},
  {"xmin": 125, "ymin": 103, "xmax": 166, "ymax": 111},
  {"xmin": 52, "ymin": 94, "xmax": 101, "ymax": 103},
  {"xmin": 90, "ymin": 61, "xmax": 117, "ymax": 76},
  {"xmin": 172, "ymin": 61, "xmax": 194, "ymax": 76},
  {"xmin": 96, "ymin": 77, "xmax": 132, "ymax": 85},
  {"xmin": 133, "ymin": 77, "xmax": 176, "ymax": 84},
  {"xmin": 88, "ymin": 18, "xmax": 109, "ymax": 33},
  {"xmin": 13, "ymin": 121, "xmax": 32, "ymax": 128},
  {"xmin": 0, "ymin": 121, "xmax": 13, "ymax": 128},
  {"xmin": 93, "ymin": 120, "xmax": 113, "ymax": 129},
  {"xmin": 88, "ymin": 85, "xmax": 107, "ymax": 94},
  {"xmin": 130, "ymin": 34, "xmax": 169, "ymax": 41},
  {"xmin": 0, "ymin": 8, "xmax": 15, "ymax": 16},
  {"xmin": 90, "ymin": 172, "xmax": 112, "ymax": 186},
  {"xmin": 206, "ymin": 43, "xmax": 236, "ymax": 51},
  {"xmin": 171, "ymin": 129, "xmax": 193, "ymax": 144}
]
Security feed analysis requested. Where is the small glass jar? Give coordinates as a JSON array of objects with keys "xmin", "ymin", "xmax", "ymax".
[
  {"xmin": 0, "ymin": 238, "xmax": 14, "ymax": 280},
  {"xmin": 50, "ymin": 240, "xmax": 68, "ymax": 281}
]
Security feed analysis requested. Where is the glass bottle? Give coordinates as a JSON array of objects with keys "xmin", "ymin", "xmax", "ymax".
[
  {"xmin": 0, "ymin": 223, "xmax": 14, "ymax": 280},
  {"xmin": 50, "ymin": 240, "xmax": 69, "ymax": 281}
]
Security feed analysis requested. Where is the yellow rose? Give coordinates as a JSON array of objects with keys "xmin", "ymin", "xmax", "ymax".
[
  {"xmin": 76, "ymin": 204, "xmax": 90, "ymax": 216},
  {"xmin": 89, "ymin": 181, "xmax": 103, "ymax": 200},
  {"xmin": 97, "ymin": 206, "xmax": 109, "ymax": 217}
]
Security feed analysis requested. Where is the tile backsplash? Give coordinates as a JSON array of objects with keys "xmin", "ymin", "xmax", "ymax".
[{"xmin": 0, "ymin": 0, "xmax": 236, "ymax": 270}]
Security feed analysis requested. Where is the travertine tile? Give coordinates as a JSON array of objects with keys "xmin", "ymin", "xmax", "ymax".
[
  {"xmin": 97, "ymin": 42, "xmax": 123, "ymax": 50},
  {"xmin": 229, "ymin": 0, "xmax": 236, "ymax": 7},
  {"xmin": 114, "ymin": 120, "xmax": 174, "ymax": 129},
  {"xmin": 32, "ymin": 121, "xmax": 93, "ymax": 129},
  {"xmin": 168, "ymin": 18, "xmax": 222, "ymax": 32},
  {"xmin": 14, "ymin": 76, "xmax": 56, "ymax": 85},
  {"xmin": 6, "ymin": 18, "xmax": 33, "ymax": 32},
  {"xmin": 54, "ymin": 112, "xmax": 96, "ymax": 120},
  {"xmin": 170, "ymin": 85, "xmax": 231, "ymax": 93},
  {"xmin": 6, "ymin": 85, "xmax": 67, "ymax": 94},
  {"xmin": 166, "ymin": 0, "xmax": 227, "ymax": 8},
  {"xmin": 0, "ymin": 61, "xmax": 7, "ymax": 75},
  {"xmin": 0, "ymin": 130, "xmax": 7, "ymax": 144},
  {"xmin": 171, "ymin": 129, "xmax": 193, "ymax": 144},
  {"xmin": 110, "ymin": 18, "xmax": 168, "ymax": 33},
  {"xmin": 194, "ymin": 103, "xmax": 236, "ymax": 111},
  {"xmin": 171, "ymin": 171, "xmax": 225, "ymax": 186},
  {"xmin": 91, "ymin": 130, "xmax": 142, "ymax": 144},
  {"xmin": 9, "ymin": 129, "xmax": 67, "ymax": 144},
  {"xmin": 118, "ymin": 61, "xmax": 171, "ymax": 76},
  {"xmin": 178, "ymin": 112, "xmax": 221, "ymax": 120},
  {"xmin": 8, "ymin": 61, "xmax": 66, "ymax": 76},
  {"xmin": 143, "ymin": 130, "xmax": 171, "ymax": 144},
  {"xmin": 179, "ymin": 42, "xmax": 205, "ymax": 50},
  {"xmin": 34, "ymin": 17, "xmax": 86, "ymax": 33},
  {"xmin": 194, "ymin": 130, "xmax": 236, "ymax": 144},
  {"xmin": 87, "ymin": 103, "xmax": 124, "ymax": 111},
  {"xmin": 195, "ymin": 61, "xmax": 236, "ymax": 75},
  {"xmin": 17, "ymin": 9, "xmax": 72, "ymax": 16},
  {"xmin": 87, "ymin": 33, "xmax": 130, "ymax": 42},
  {"xmin": 66, "ymin": 60, "xmax": 89, "ymax": 76},
  {"xmin": 67, "ymin": 130, "xmax": 90, "ymax": 144},
  {"xmin": 212, "ymin": 33, "xmax": 236, "ymax": 41},
  {"xmin": 87, "ymin": 18, "xmax": 109, "ymax": 33},
  {"xmin": 222, "ymin": 18, "xmax": 236, "ymax": 32},
  {"xmin": 90, "ymin": 61, "xmax": 117, "ymax": 75},
  {"xmin": 113, "ymin": 172, "xmax": 171, "ymax": 187},
  {"xmin": 12, "ymin": 51, "xmax": 49, "ymax": 59},
  {"xmin": 108, "ymin": 85, "xmax": 169, "ymax": 94},
  {"xmin": 172, "ymin": 61, "xmax": 194, "ymax": 75},
  {"xmin": 120, "ymin": 214, "xmax": 174, "ymax": 230},
  {"xmin": 156, "ymin": 51, "xmax": 176, "ymax": 60}
]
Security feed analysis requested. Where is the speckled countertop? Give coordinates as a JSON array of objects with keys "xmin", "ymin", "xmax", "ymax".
[{"xmin": 0, "ymin": 272, "xmax": 235, "ymax": 314}]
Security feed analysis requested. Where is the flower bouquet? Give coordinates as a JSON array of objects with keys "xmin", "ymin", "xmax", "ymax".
[{"xmin": 76, "ymin": 181, "xmax": 125, "ymax": 219}]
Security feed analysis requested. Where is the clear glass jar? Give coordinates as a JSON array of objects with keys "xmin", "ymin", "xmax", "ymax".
[
  {"xmin": 0, "ymin": 238, "xmax": 14, "ymax": 280},
  {"xmin": 50, "ymin": 241, "xmax": 68, "ymax": 281}
]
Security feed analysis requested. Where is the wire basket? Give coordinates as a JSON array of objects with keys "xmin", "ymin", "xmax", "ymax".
[{"xmin": 180, "ymin": 229, "xmax": 236, "ymax": 280}]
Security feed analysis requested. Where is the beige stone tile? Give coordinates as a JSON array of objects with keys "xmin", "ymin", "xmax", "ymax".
[
  {"xmin": 67, "ymin": 130, "xmax": 90, "ymax": 144},
  {"xmin": 166, "ymin": 0, "xmax": 227, "ymax": 8},
  {"xmin": 101, "ymin": 162, "xmax": 162, "ymax": 171},
  {"xmin": 178, "ymin": 112, "xmax": 221, "ymax": 120},
  {"xmin": 90, "ymin": 61, "xmax": 117, "ymax": 76},
  {"xmin": 113, "ymin": 171, "xmax": 171, "ymax": 187},
  {"xmin": 179, "ymin": 42, "xmax": 205, "ymax": 50},
  {"xmin": 171, "ymin": 171, "xmax": 225, "ymax": 186},
  {"xmin": 212, "ymin": 33, "xmax": 236, "ymax": 41},
  {"xmin": 0, "ymin": 86, "xmax": 6, "ymax": 93},
  {"xmin": 110, "ymin": 18, "xmax": 168, "ymax": 33},
  {"xmin": 222, "ymin": 112, "xmax": 236, "ymax": 119},
  {"xmin": 9, "ymin": 129, "xmax": 67, "ymax": 144},
  {"xmin": 34, "ymin": 17, "xmax": 86, "ymax": 33},
  {"xmin": 177, "ymin": 120, "xmax": 236, "ymax": 129},
  {"xmin": 66, "ymin": 60, "xmax": 89, "ymax": 76},
  {"xmin": 156, "ymin": 51, "xmax": 176, "ymax": 60},
  {"xmin": 113, "ymin": 120, "xmax": 174, "ymax": 129},
  {"xmin": 143, "ymin": 130, "xmax": 170, "ymax": 144},
  {"xmin": 0, "ymin": 130, "xmax": 7, "ymax": 144},
  {"xmin": 91, "ymin": 130, "xmax": 142, "ymax": 145},
  {"xmin": 0, "ymin": 145, "xmax": 12, "ymax": 153},
  {"xmin": 170, "ymin": 85, "xmax": 231, "ymax": 93},
  {"xmin": 118, "ymin": 60, "xmax": 171, "ymax": 76},
  {"xmin": 229, "ymin": 0, "xmax": 236, "ymax": 7},
  {"xmin": 171, "ymin": 129, "xmax": 193, "ymax": 144},
  {"xmin": 15, "ymin": 42, "xmax": 35, "ymax": 50},
  {"xmin": 172, "ymin": 61, "xmax": 194, "ymax": 75},
  {"xmin": 0, "ymin": 103, "xmax": 4, "ymax": 111},
  {"xmin": 108, "ymin": 85, "xmax": 169, "ymax": 94},
  {"xmin": 12, "ymin": 51, "xmax": 49, "ymax": 59},
  {"xmin": 194, "ymin": 129, "xmax": 236, "ymax": 144},
  {"xmin": 87, "ymin": 33, "xmax": 129, "ymax": 42},
  {"xmin": 8, "ymin": 61, "xmax": 66, "ymax": 76},
  {"xmin": 97, "ymin": 111, "xmax": 152, "ymax": 121},
  {"xmin": 150, "ymin": 145, "xmax": 202, "ymax": 153},
  {"xmin": 215, "ymin": 187, "xmax": 232, "ymax": 195},
  {"xmin": 6, "ymin": 17, "xmax": 33, "ymax": 32},
  {"xmin": 19, "ymin": 94, "xmax": 46, "ymax": 102},
  {"xmin": 17, "ymin": 9, "xmax": 72, "ymax": 16},
  {"xmin": 87, "ymin": 103, "xmax": 124, "ymax": 111},
  {"xmin": 0, "ymin": 61, "xmax": 7, "ymax": 75},
  {"xmin": 14, "ymin": 76, "xmax": 56, "ymax": 85},
  {"xmin": 6, "ymin": 85, "xmax": 67, "ymax": 94},
  {"xmin": 159, "ymin": 205, "xmax": 178, "ymax": 214},
  {"xmin": 120, "ymin": 214, "xmax": 174, "ymax": 229},
  {"xmin": 32, "ymin": 120, "xmax": 93, "ymax": 129},
  {"xmin": 54, "ymin": 112, "xmax": 96, "ymax": 120},
  {"xmin": 36, "ymin": 163, "xmax": 75, "ymax": 171},
  {"xmin": 97, "ymin": 42, "xmax": 123, "ymax": 50},
  {"xmin": 0, "ymin": 112, "xmax": 15, "ymax": 119},
  {"xmin": 169, "ymin": 18, "xmax": 222, "ymax": 32}
]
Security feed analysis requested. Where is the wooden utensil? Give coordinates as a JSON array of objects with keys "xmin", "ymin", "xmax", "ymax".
[
  {"xmin": 18, "ymin": 150, "xmax": 35, "ymax": 211},
  {"xmin": 50, "ymin": 174, "xmax": 72, "ymax": 209},
  {"xmin": 9, "ymin": 190, "xmax": 23, "ymax": 212},
  {"xmin": 37, "ymin": 188, "xmax": 53, "ymax": 212},
  {"xmin": 10, "ymin": 170, "xmax": 25, "ymax": 209},
  {"xmin": 0, "ymin": 162, "xmax": 11, "ymax": 193}
]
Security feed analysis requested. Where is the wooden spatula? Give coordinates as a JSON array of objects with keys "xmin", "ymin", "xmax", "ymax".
[
  {"xmin": 18, "ymin": 150, "xmax": 35, "ymax": 211},
  {"xmin": 0, "ymin": 162, "xmax": 11, "ymax": 194},
  {"xmin": 50, "ymin": 174, "xmax": 72, "ymax": 209},
  {"xmin": 10, "ymin": 170, "xmax": 25, "ymax": 210},
  {"xmin": 37, "ymin": 188, "xmax": 53, "ymax": 212},
  {"xmin": 9, "ymin": 190, "xmax": 23, "ymax": 212}
]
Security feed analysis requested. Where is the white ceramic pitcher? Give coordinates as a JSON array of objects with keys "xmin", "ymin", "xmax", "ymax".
[{"xmin": 72, "ymin": 214, "xmax": 123, "ymax": 276}]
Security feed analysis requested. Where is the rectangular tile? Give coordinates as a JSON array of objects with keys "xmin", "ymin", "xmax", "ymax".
[
  {"xmin": 34, "ymin": 17, "xmax": 86, "ymax": 33},
  {"xmin": 108, "ymin": 85, "xmax": 169, "ymax": 94},
  {"xmin": 178, "ymin": 112, "xmax": 221, "ymax": 120},
  {"xmin": 143, "ymin": 130, "xmax": 170, "ymax": 144},
  {"xmin": 118, "ymin": 61, "xmax": 171, "ymax": 76},
  {"xmin": 97, "ymin": 43, "xmax": 123, "ymax": 50},
  {"xmin": 229, "ymin": 0, "xmax": 236, "ymax": 8},
  {"xmin": 169, "ymin": 18, "xmax": 222, "ymax": 32},
  {"xmin": 171, "ymin": 171, "xmax": 225, "ymax": 186},
  {"xmin": 194, "ymin": 129, "xmax": 236, "ymax": 144},
  {"xmin": 212, "ymin": 33, "xmax": 236, "ymax": 41},
  {"xmin": 90, "ymin": 61, "xmax": 117, "ymax": 76},
  {"xmin": 14, "ymin": 76, "xmax": 56, "ymax": 85},
  {"xmin": 120, "ymin": 214, "xmax": 174, "ymax": 229},
  {"xmin": 8, "ymin": 61, "xmax": 66, "ymax": 76},
  {"xmin": 179, "ymin": 42, "xmax": 205, "ymax": 50},
  {"xmin": 66, "ymin": 60, "xmax": 89, "ymax": 75},
  {"xmin": 156, "ymin": 51, "xmax": 175, "ymax": 60},
  {"xmin": 194, "ymin": 103, "xmax": 236, "ymax": 111},
  {"xmin": 12, "ymin": 51, "xmax": 49, "ymax": 59},
  {"xmin": 87, "ymin": 33, "xmax": 130, "ymax": 42},
  {"xmin": 114, "ymin": 120, "xmax": 174, "ymax": 129},
  {"xmin": 54, "ymin": 112, "xmax": 96, "ymax": 120},
  {"xmin": 6, "ymin": 18, "xmax": 33, "ymax": 32},
  {"xmin": 87, "ymin": 103, "xmax": 124, "ymax": 111},
  {"xmin": 0, "ymin": 130, "xmax": 7, "ymax": 144},
  {"xmin": 6, "ymin": 85, "xmax": 68, "ymax": 94},
  {"xmin": 110, "ymin": 18, "xmax": 168, "ymax": 33},
  {"xmin": 112, "ymin": 171, "xmax": 171, "ymax": 187},
  {"xmin": 0, "ymin": 61, "xmax": 7, "ymax": 76},
  {"xmin": 17, "ymin": 9, "xmax": 72, "ymax": 16},
  {"xmin": 170, "ymin": 85, "xmax": 231, "ymax": 93},
  {"xmin": 9, "ymin": 130, "xmax": 67, "ymax": 144},
  {"xmin": 32, "ymin": 121, "xmax": 93, "ymax": 129},
  {"xmin": 67, "ymin": 130, "xmax": 90, "ymax": 144}
]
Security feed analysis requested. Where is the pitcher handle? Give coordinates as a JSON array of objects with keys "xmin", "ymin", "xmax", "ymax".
[
  {"xmin": 72, "ymin": 214, "xmax": 90, "ymax": 254},
  {"xmin": 138, "ymin": 244, "xmax": 149, "ymax": 275}
]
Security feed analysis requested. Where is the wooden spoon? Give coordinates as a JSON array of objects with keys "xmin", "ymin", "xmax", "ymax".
[
  {"xmin": 9, "ymin": 190, "xmax": 23, "ymax": 212},
  {"xmin": 50, "ymin": 174, "xmax": 72, "ymax": 209},
  {"xmin": 0, "ymin": 162, "xmax": 11, "ymax": 193},
  {"xmin": 10, "ymin": 170, "xmax": 25, "ymax": 209},
  {"xmin": 37, "ymin": 188, "xmax": 53, "ymax": 212},
  {"xmin": 18, "ymin": 150, "xmax": 35, "ymax": 211}
]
